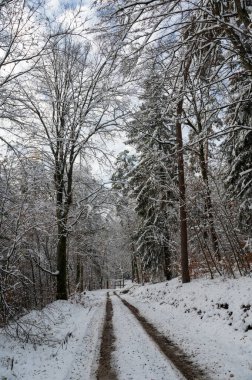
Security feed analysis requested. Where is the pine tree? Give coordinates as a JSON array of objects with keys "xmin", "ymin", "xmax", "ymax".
[
  {"xmin": 126, "ymin": 70, "xmax": 178, "ymax": 280},
  {"xmin": 225, "ymin": 73, "xmax": 252, "ymax": 235}
]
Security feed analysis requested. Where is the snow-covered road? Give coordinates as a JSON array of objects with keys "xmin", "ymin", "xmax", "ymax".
[
  {"xmin": 121, "ymin": 277, "xmax": 252, "ymax": 380},
  {"xmin": 0, "ymin": 290, "xmax": 200, "ymax": 380},
  {"xmin": 111, "ymin": 294, "xmax": 184, "ymax": 380},
  {"xmin": 64, "ymin": 302, "xmax": 104, "ymax": 380},
  {"xmin": 1, "ymin": 276, "xmax": 252, "ymax": 380}
]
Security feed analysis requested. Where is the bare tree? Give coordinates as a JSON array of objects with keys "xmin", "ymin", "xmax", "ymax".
[{"xmin": 16, "ymin": 35, "xmax": 123, "ymax": 299}]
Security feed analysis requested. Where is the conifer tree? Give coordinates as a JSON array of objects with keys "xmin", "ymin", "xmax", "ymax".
[
  {"xmin": 126, "ymin": 70, "xmax": 178, "ymax": 280},
  {"xmin": 225, "ymin": 73, "xmax": 252, "ymax": 236}
]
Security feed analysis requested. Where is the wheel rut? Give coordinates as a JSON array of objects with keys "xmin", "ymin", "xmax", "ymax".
[
  {"xmin": 115, "ymin": 293, "xmax": 209, "ymax": 380},
  {"xmin": 96, "ymin": 292, "xmax": 117, "ymax": 380}
]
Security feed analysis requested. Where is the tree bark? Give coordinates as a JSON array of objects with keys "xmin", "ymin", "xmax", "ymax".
[
  {"xmin": 131, "ymin": 253, "xmax": 140, "ymax": 283},
  {"xmin": 80, "ymin": 263, "xmax": 84, "ymax": 292},
  {"xmin": 56, "ymin": 221, "xmax": 68, "ymax": 300},
  {"xmin": 199, "ymin": 140, "xmax": 221, "ymax": 261},
  {"xmin": 163, "ymin": 246, "xmax": 172, "ymax": 280},
  {"xmin": 176, "ymin": 98, "xmax": 190, "ymax": 283}
]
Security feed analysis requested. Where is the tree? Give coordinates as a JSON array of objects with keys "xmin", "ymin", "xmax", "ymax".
[
  {"xmin": 0, "ymin": 148, "xmax": 57, "ymax": 327},
  {"xmin": 225, "ymin": 72, "xmax": 252, "ymax": 236},
  {"xmin": 17, "ymin": 35, "xmax": 123, "ymax": 299},
  {"xmin": 111, "ymin": 150, "xmax": 139, "ymax": 282},
  {"xmin": 124, "ymin": 70, "xmax": 178, "ymax": 281},
  {"xmin": 96, "ymin": 0, "xmax": 252, "ymax": 280}
]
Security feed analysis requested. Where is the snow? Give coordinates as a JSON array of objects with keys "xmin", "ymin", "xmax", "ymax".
[
  {"xmin": 111, "ymin": 295, "xmax": 184, "ymax": 380},
  {"xmin": 120, "ymin": 276, "xmax": 252, "ymax": 379},
  {"xmin": 1, "ymin": 277, "xmax": 252, "ymax": 380},
  {"xmin": 0, "ymin": 290, "xmax": 107, "ymax": 380}
]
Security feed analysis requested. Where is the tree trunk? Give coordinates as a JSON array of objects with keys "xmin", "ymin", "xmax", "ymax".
[
  {"xmin": 199, "ymin": 141, "xmax": 221, "ymax": 261},
  {"xmin": 30, "ymin": 258, "xmax": 38, "ymax": 307},
  {"xmin": 76, "ymin": 254, "xmax": 81, "ymax": 289},
  {"xmin": 56, "ymin": 221, "xmax": 68, "ymax": 300},
  {"xmin": 131, "ymin": 253, "xmax": 140, "ymax": 283},
  {"xmin": 80, "ymin": 263, "xmax": 84, "ymax": 292},
  {"xmin": 54, "ymin": 158, "xmax": 73, "ymax": 300},
  {"xmin": 176, "ymin": 98, "xmax": 190, "ymax": 283},
  {"xmin": 163, "ymin": 246, "xmax": 172, "ymax": 280}
]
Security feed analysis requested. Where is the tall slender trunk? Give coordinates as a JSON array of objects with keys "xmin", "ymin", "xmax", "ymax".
[
  {"xmin": 131, "ymin": 252, "xmax": 140, "ymax": 283},
  {"xmin": 76, "ymin": 256, "xmax": 84, "ymax": 292},
  {"xmin": 199, "ymin": 141, "xmax": 220, "ymax": 261},
  {"xmin": 56, "ymin": 220, "xmax": 68, "ymax": 300},
  {"xmin": 76, "ymin": 254, "xmax": 80, "ymax": 287},
  {"xmin": 163, "ymin": 246, "xmax": 172, "ymax": 280},
  {"xmin": 55, "ymin": 153, "xmax": 74, "ymax": 300},
  {"xmin": 176, "ymin": 98, "xmax": 190, "ymax": 283},
  {"xmin": 30, "ymin": 258, "xmax": 38, "ymax": 307},
  {"xmin": 80, "ymin": 263, "xmax": 84, "ymax": 292}
]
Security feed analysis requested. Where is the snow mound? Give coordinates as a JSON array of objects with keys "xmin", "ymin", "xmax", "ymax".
[
  {"xmin": 127, "ymin": 277, "xmax": 252, "ymax": 332},
  {"xmin": 0, "ymin": 290, "xmax": 107, "ymax": 380}
]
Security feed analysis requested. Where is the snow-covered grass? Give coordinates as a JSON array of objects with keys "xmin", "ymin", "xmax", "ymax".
[
  {"xmin": 0, "ymin": 290, "xmax": 107, "ymax": 380},
  {"xmin": 121, "ymin": 276, "xmax": 252, "ymax": 379}
]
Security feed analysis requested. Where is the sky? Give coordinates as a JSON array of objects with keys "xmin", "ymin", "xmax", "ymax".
[{"xmin": 46, "ymin": 0, "xmax": 94, "ymax": 16}]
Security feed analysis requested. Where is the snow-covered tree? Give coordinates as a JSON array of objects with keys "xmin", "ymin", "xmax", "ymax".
[
  {"xmin": 16, "ymin": 35, "xmax": 123, "ymax": 299},
  {"xmin": 125, "ymin": 70, "xmax": 178, "ymax": 281},
  {"xmin": 225, "ymin": 72, "xmax": 252, "ymax": 236}
]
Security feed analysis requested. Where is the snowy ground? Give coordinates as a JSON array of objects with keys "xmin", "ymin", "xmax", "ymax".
[
  {"xmin": 120, "ymin": 276, "xmax": 252, "ymax": 380},
  {"xmin": 111, "ymin": 295, "xmax": 184, "ymax": 380},
  {"xmin": 1, "ymin": 276, "xmax": 252, "ymax": 380},
  {"xmin": 0, "ymin": 291, "xmax": 107, "ymax": 380}
]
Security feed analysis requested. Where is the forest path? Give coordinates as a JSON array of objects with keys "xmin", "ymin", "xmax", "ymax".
[
  {"xmin": 64, "ymin": 300, "xmax": 105, "ymax": 380},
  {"xmin": 96, "ymin": 293, "xmax": 117, "ymax": 380},
  {"xmin": 97, "ymin": 292, "xmax": 208, "ymax": 380}
]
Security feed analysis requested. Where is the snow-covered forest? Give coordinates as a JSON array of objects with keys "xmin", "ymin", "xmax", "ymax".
[{"xmin": 0, "ymin": 1, "xmax": 252, "ymax": 379}]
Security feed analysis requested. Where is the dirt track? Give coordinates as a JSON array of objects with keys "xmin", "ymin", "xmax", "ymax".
[
  {"xmin": 96, "ymin": 293, "xmax": 117, "ymax": 380},
  {"xmin": 117, "ymin": 294, "xmax": 208, "ymax": 380},
  {"xmin": 96, "ymin": 292, "xmax": 209, "ymax": 380}
]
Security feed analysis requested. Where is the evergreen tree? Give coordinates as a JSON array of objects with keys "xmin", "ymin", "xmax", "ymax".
[
  {"xmin": 126, "ymin": 70, "xmax": 178, "ymax": 280},
  {"xmin": 225, "ymin": 73, "xmax": 252, "ymax": 235},
  {"xmin": 111, "ymin": 150, "xmax": 139, "ymax": 282}
]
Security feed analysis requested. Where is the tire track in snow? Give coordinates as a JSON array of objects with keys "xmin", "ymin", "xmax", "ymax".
[
  {"xmin": 64, "ymin": 299, "xmax": 106, "ymax": 380},
  {"xmin": 111, "ymin": 294, "xmax": 184, "ymax": 380},
  {"xmin": 96, "ymin": 293, "xmax": 117, "ymax": 380},
  {"xmin": 115, "ymin": 293, "xmax": 209, "ymax": 380}
]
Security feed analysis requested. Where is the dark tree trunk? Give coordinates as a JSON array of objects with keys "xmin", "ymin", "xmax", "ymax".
[
  {"xmin": 100, "ymin": 275, "xmax": 103, "ymax": 289},
  {"xmin": 131, "ymin": 253, "xmax": 140, "ymax": 283},
  {"xmin": 76, "ymin": 254, "xmax": 81, "ymax": 289},
  {"xmin": 54, "ymin": 155, "xmax": 73, "ymax": 300},
  {"xmin": 163, "ymin": 246, "xmax": 172, "ymax": 280},
  {"xmin": 38, "ymin": 257, "xmax": 44, "ymax": 307},
  {"xmin": 176, "ymin": 98, "xmax": 190, "ymax": 283},
  {"xmin": 80, "ymin": 263, "xmax": 84, "ymax": 292},
  {"xmin": 56, "ymin": 221, "xmax": 68, "ymax": 300},
  {"xmin": 130, "ymin": 240, "xmax": 140, "ymax": 283},
  {"xmin": 199, "ymin": 141, "xmax": 221, "ymax": 261},
  {"xmin": 30, "ymin": 258, "xmax": 38, "ymax": 307}
]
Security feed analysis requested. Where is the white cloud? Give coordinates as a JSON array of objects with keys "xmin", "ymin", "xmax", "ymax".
[{"xmin": 45, "ymin": 0, "xmax": 61, "ymax": 14}]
